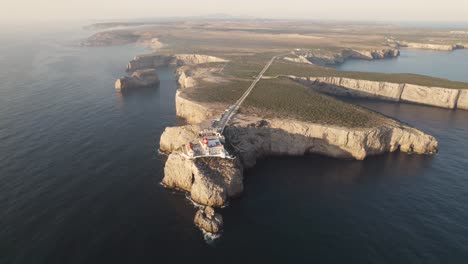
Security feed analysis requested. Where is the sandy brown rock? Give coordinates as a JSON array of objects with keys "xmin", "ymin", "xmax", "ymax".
[
  {"xmin": 162, "ymin": 153, "xmax": 243, "ymax": 207},
  {"xmin": 224, "ymin": 115, "xmax": 438, "ymax": 168},
  {"xmin": 115, "ymin": 69, "xmax": 159, "ymax": 90},
  {"xmin": 401, "ymin": 84, "xmax": 460, "ymax": 109},
  {"xmin": 194, "ymin": 207, "xmax": 224, "ymax": 234},
  {"xmin": 162, "ymin": 153, "xmax": 194, "ymax": 192},
  {"xmin": 457, "ymin": 90, "xmax": 468, "ymax": 110},
  {"xmin": 175, "ymin": 91, "xmax": 216, "ymax": 124},
  {"xmin": 298, "ymin": 77, "xmax": 403, "ymax": 101},
  {"xmin": 160, "ymin": 125, "xmax": 200, "ymax": 153}
]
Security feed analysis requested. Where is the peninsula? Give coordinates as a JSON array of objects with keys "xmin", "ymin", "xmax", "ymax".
[{"xmin": 83, "ymin": 19, "xmax": 468, "ymax": 238}]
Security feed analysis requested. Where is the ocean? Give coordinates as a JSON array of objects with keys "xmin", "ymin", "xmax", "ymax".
[{"xmin": 0, "ymin": 27, "xmax": 467, "ymax": 263}]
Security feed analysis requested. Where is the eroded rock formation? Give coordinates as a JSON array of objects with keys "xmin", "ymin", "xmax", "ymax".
[
  {"xmin": 194, "ymin": 207, "xmax": 224, "ymax": 234},
  {"xmin": 163, "ymin": 153, "xmax": 243, "ymax": 207},
  {"xmin": 115, "ymin": 69, "xmax": 160, "ymax": 90},
  {"xmin": 224, "ymin": 115, "xmax": 437, "ymax": 168}
]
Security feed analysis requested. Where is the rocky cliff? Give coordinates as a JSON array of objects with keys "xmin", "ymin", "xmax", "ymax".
[
  {"xmin": 291, "ymin": 76, "xmax": 467, "ymax": 110},
  {"xmin": 175, "ymin": 91, "xmax": 220, "ymax": 124},
  {"xmin": 283, "ymin": 56, "xmax": 312, "ymax": 64},
  {"xmin": 399, "ymin": 42, "xmax": 465, "ymax": 51},
  {"xmin": 304, "ymin": 48, "xmax": 399, "ymax": 65},
  {"xmin": 127, "ymin": 54, "xmax": 227, "ymax": 72},
  {"xmin": 224, "ymin": 115, "xmax": 437, "ymax": 168},
  {"xmin": 163, "ymin": 153, "xmax": 243, "ymax": 207},
  {"xmin": 162, "ymin": 115, "xmax": 437, "ymax": 173},
  {"xmin": 115, "ymin": 69, "xmax": 160, "ymax": 90},
  {"xmin": 457, "ymin": 90, "xmax": 468, "ymax": 110},
  {"xmin": 161, "ymin": 113, "xmax": 438, "ymax": 222}
]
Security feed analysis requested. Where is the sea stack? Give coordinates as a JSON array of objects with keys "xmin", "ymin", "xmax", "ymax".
[
  {"xmin": 194, "ymin": 206, "xmax": 224, "ymax": 234},
  {"xmin": 115, "ymin": 69, "xmax": 160, "ymax": 90}
]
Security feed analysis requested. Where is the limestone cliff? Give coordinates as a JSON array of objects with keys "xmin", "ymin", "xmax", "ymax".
[
  {"xmin": 194, "ymin": 207, "xmax": 224, "ymax": 234},
  {"xmin": 161, "ymin": 114, "xmax": 437, "ymax": 201},
  {"xmin": 457, "ymin": 90, "xmax": 468, "ymax": 110},
  {"xmin": 399, "ymin": 42, "xmax": 465, "ymax": 51},
  {"xmin": 224, "ymin": 115, "xmax": 437, "ymax": 168},
  {"xmin": 176, "ymin": 68, "xmax": 196, "ymax": 89},
  {"xmin": 175, "ymin": 91, "xmax": 219, "ymax": 124},
  {"xmin": 291, "ymin": 76, "xmax": 467, "ymax": 110},
  {"xmin": 283, "ymin": 56, "xmax": 312, "ymax": 64},
  {"xmin": 115, "ymin": 69, "xmax": 160, "ymax": 90},
  {"xmin": 160, "ymin": 125, "xmax": 201, "ymax": 153},
  {"xmin": 127, "ymin": 54, "xmax": 227, "ymax": 72},
  {"xmin": 304, "ymin": 48, "xmax": 399, "ymax": 66},
  {"xmin": 163, "ymin": 153, "xmax": 243, "ymax": 207}
]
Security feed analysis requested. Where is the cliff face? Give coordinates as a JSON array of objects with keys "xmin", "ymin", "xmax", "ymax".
[
  {"xmin": 401, "ymin": 84, "xmax": 460, "ymax": 109},
  {"xmin": 161, "ymin": 115, "xmax": 437, "ymax": 173},
  {"xmin": 292, "ymin": 76, "xmax": 466, "ymax": 110},
  {"xmin": 163, "ymin": 153, "xmax": 243, "ymax": 207},
  {"xmin": 175, "ymin": 91, "xmax": 217, "ymax": 124},
  {"xmin": 176, "ymin": 68, "xmax": 196, "ymax": 89},
  {"xmin": 457, "ymin": 90, "xmax": 468, "ymax": 110},
  {"xmin": 160, "ymin": 125, "xmax": 201, "ymax": 153},
  {"xmin": 224, "ymin": 115, "xmax": 437, "ymax": 168},
  {"xmin": 283, "ymin": 56, "xmax": 312, "ymax": 64},
  {"xmin": 127, "ymin": 54, "xmax": 227, "ymax": 72},
  {"xmin": 399, "ymin": 42, "xmax": 465, "ymax": 51},
  {"xmin": 304, "ymin": 48, "xmax": 399, "ymax": 65},
  {"xmin": 115, "ymin": 69, "xmax": 160, "ymax": 90}
]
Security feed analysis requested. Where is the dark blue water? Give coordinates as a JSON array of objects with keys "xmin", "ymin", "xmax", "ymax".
[
  {"xmin": 337, "ymin": 48, "xmax": 468, "ymax": 83},
  {"xmin": 1, "ymin": 28, "xmax": 468, "ymax": 264}
]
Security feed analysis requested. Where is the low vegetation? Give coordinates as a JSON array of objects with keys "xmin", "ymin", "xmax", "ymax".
[
  {"xmin": 185, "ymin": 78, "xmax": 251, "ymax": 105},
  {"xmin": 266, "ymin": 61, "xmax": 468, "ymax": 89},
  {"xmin": 242, "ymin": 78, "xmax": 386, "ymax": 128}
]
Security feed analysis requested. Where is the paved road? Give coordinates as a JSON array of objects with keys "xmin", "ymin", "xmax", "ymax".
[{"xmin": 215, "ymin": 53, "xmax": 289, "ymax": 133}]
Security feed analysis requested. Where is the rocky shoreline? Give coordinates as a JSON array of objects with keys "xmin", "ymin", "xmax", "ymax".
[
  {"xmin": 159, "ymin": 70, "xmax": 438, "ymax": 236},
  {"xmin": 122, "ymin": 52, "xmax": 440, "ymax": 238},
  {"xmin": 302, "ymin": 48, "xmax": 400, "ymax": 66}
]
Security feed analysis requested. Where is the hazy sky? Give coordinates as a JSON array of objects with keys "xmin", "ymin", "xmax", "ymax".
[{"xmin": 2, "ymin": 0, "xmax": 468, "ymax": 23}]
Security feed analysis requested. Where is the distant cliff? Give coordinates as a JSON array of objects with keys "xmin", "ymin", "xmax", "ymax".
[
  {"xmin": 290, "ymin": 76, "xmax": 468, "ymax": 110},
  {"xmin": 398, "ymin": 42, "xmax": 465, "ymax": 51},
  {"xmin": 126, "ymin": 54, "xmax": 227, "ymax": 72},
  {"xmin": 303, "ymin": 48, "xmax": 400, "ymax": 66}
]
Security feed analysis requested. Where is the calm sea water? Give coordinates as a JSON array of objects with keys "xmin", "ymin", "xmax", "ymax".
[
  {"xmin": 1, "ymin": 28, "xmax": 467, "ymax": 263},
  {"xmin": 337, "ymin": 48, "xmax": 468, "ymax": 83}
]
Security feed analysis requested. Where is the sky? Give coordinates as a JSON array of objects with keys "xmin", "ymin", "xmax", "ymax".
[{"xmin": 1, "ymin": 0, "xmax": 468, "ymax": 23}]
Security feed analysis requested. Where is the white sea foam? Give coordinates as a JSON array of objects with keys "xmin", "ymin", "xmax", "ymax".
[{"xmin": 202, "ymin": 230, "xmax": 222, "ymax": 244}]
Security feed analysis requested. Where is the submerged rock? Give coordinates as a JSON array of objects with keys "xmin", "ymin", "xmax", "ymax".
[
  {"xmin": 115, "ymin": 69, "xmax": 159, "ymax": 90},
  {"xmin": 194, "ymin": 206, "xmax": 224, "ymax": 234}
]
